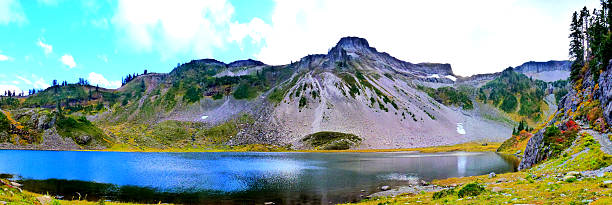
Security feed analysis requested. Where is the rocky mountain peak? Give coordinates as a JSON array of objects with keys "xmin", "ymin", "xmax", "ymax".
[
  {"xmin": 331, "ymin": 36, "xmax": 375, "ymax": 53},
  {"xmin": 187, "ymin": 59, "xmax": 227, "ymax": 67},
  {"xmin": 513, "ymin": 60, "xmax": 571, "ymax": 73},
  {"xmin": 228, "ymin": 59, "xmax": 265, "ymax": 68}
]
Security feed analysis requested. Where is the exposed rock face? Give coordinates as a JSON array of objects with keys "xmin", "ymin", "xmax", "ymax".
[
  {"xmin": 518, "ymin": 129, "xmax": 549, "ymax": 170},
  {"xmin": 599, "ymin": 61, "xmax": 612, "ymax": 124},
  {"xmin": 456, "ymin": 73, "xmax": 501, "ymax": 87},
  {"xmin": 188, "ymin": 59, "xmax": 227, "ymax": 68},
  {"xmin": 416, "ymin": 63, "xmax": 454, "ymax": 76},
  {"xmin": 513, "ymin": 60, "xmax": 571, "ymax": 82},
  {"xmin": 513, "ymin": 60, "xmax": 571, "ymax": 73},
  {"xmin": 519, "ymin": 59, "xmax": 610, "ymax": 170},
  {"xmin": 227, "ymin": 59, "xmax": 265, "ymax": 68}
]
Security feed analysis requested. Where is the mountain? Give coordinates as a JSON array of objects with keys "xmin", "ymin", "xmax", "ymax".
[
  {"xmin": 513, "ymin": 60, "xmax": 571, "ymax": 82},
  {"xmin": 0, "ymin": 37, "xmax": 575, "ymax": 151}
]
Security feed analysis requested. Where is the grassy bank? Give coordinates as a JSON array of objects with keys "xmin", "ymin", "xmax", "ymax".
[
  {"xmin": 0, "ymin": 179, "xmax": 145, "ymax": 205},
  {"xmin": 86, "ymin": 141, "xmax": 502, "ymax": 153},
  {"xmin": 344, "ymin": 132, "xmax": 612, "ymax": 205}
]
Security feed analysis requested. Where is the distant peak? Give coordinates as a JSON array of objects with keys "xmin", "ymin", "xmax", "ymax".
[
  {"xmin": 188, "ymin": 59, "xmax": 226, "ymax": 67},
  {"xmin": 228, "ymin": 59, "xmax": 265, "ymax": 68},
  {"xmin": 335, "ymin": 36, "xmax": 371, "ymax": 49}
]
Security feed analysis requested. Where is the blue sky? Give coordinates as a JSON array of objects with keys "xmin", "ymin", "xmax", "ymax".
[{"xmin": 0, "ymin": 0, "xmax": 602, "ymax": 94}]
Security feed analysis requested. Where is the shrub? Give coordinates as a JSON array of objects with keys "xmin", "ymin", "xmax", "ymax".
[
  {"xmin": 457, "ymin": 183, "xmax": 485, "ymax": 198},
  {"xmin": 233, "ymin": 83, "xmax": 257, "ymax": 99},
  {"xmin": 183, "ymin": 87, "xmax": 201, "ymax": 103},
  {"xmin": 0, "ymin": 112, "xmax": 10, "ymax": 130},
  {"xmin": 299, "ymin": 96, "xmax": 307, "ymax": 108},
  {"xmin": 302, "ymin": 131, "xmax": 362, "ymax": 150},
  {"xmin": 500, "ymin": 95, "xmax": 517, "ymax": 112},
  {"xmin": 433, "ymin": 188, "xmax": 455, "ymax": 200},
  {"xmin": 212, "ymin": 92, "xmax": 223, "ymax": 100}
]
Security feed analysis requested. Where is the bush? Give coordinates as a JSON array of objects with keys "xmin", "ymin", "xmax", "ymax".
[
  {"xmin": 457, "ymin": 183, "xmax": 485, "ymax": 198},
  {"xmin": 500, "ymin": 95, "xmax": 517, "ymax": 112},
  {"xmin": 0, "ymin": 112, "xmax": 10, "ymax": 130},
  {"xmin": 302, "ymin": 131, "xmax": 362, "ymax": 150},
  {"xmin": 417, "ymin": 86, "xmax": 473, "ymax": 110},
  {"xmin": 299, "ymin": 96, "xmax": 307, "ymax": 108},
  {"xmin": 433, "ymin": 188, "xmax": 455, "ymax": 200},
  {"xmin": 183, "ymin": 87, "xmax": 201, "ymax": 103},
  {"xmin": 212, "ymin": 92, "xmax": 223, "ymax": 100},
  {"xmin": 233, "ymin": 82, "xmax": 257, "ymax": 99}
]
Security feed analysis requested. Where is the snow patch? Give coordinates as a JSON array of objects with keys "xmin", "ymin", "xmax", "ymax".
[
  {"xmin": 427, "ymin": 74, "xmax": 440, "ymax": 78},
  {"xmin": 456, "ymin": 123, "xmax": 466, "ymax": 135},
  {"xmin": 201, "ymin": 115, "xmax": 209, "ymax": 120},
  {"xmin": 445, "ymin": 75, "xmax": 457, "ymax": 81}
]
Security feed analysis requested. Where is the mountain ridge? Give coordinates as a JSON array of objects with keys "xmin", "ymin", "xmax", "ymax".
[{"xmin": 0, "ymin": 36, "xmax": 572, "ymax": 151}]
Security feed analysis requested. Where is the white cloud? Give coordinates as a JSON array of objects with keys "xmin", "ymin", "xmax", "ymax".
[
  {"xmin": 37, "ymin": 39, "xmax": 53, "ymax": 55},
  {"xmin": 228, "ymin": 18, "xmax": 271, "ymax": 47},
  {"xmin": 111, "ymin": 0, "xmax": 601, "ymax": 75},
  {"xmin": 0, "ymin": 54, "xmax": 12, "ymax": 61},
  {"xmin": 0, "ymin": 85, "xmax": 22, "ymax": 96},
  {"xmin": 251, "ymin": 0, "xmax": 601, "ymax": 76},
  {"xmin": 0, "ymin": 0, "xmax": 27, "ymax": 25},
  {"xmin": 88, "ymin": 72, "xmax": 121, "ymax": 89},
  {"xmin": 60, "ymin": 54, "xmax": 76, "ymax": 68},
  {"xmin": 16, "ymin": 74, "xmax": 50, "ymax": 89},
  {"xmin": 112, "ymin": 0, "xmax": 267, "ymax": 59}
]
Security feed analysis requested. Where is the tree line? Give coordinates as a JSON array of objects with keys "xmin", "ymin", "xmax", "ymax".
[{"xmin": 569, "ymin": 0, "xmax": 611, "ymax": 82}]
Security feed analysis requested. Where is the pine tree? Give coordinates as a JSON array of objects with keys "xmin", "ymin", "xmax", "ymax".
[{"xmin": 569, "ymin": 11, "xmax": 585, "ymax": 82}]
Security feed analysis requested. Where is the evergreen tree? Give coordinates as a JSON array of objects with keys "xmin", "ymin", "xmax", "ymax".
[{"xmin": 570, "ymin": 11, "xmax": 585, "ymax": 82}]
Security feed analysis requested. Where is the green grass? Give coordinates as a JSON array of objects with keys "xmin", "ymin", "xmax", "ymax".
[
  {"xmin": 417, "ymin": 85, "xmax": 473, "ymax": 110},
  {"xmin": 55, "ymin": 114, "xmax": 112, "ymax": 147},
  {"xmin": 302, "ymin": 131, "xmax": 362, "ymax": 150}
]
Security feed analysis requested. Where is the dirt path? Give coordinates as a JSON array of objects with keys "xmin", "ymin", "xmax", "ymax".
[{"xmin": 583, "ymin": 129, "xmax": 612, "ymax": 155}]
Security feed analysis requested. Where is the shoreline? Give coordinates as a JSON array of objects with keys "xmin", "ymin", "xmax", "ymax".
[{"xmin": 0, "ymin": 142, "xmax": 502, "ymax": 153}]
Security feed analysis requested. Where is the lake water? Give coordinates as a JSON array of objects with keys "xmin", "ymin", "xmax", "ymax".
[{"xmin": 0, "ymin": 150, "xmax": 518, "ymax": 204}]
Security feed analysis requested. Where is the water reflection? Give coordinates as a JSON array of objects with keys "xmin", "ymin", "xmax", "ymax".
[{"xmin": 0, "ymin": 150, "xmax": 518, "ymax": 204}]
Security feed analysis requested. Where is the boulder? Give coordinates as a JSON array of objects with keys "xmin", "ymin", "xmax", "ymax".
[
  {"xmin": 563, "ymin": 175, "xmax": 576, "ymax": 182},
  {"xmin": 380, "ymin": 185, "xmax": 390, "ymax": 191},
  {"xmin": 566, "ymin": 171, "xmax": 581, "ymax": 177},
  {"xmin": 488, "ymin": 172, "xmax": 496, "ymax": 178},
  {"xmin": 601, "ymin": 180, "xmax": 612, "ymax": 188},
  {"xmin": 75, "ymin": 135, "xmax": 91, "ymax": 145},
  {"xmin": 36, "ymin": 196, "xmax": 52, "ymax": 205}
]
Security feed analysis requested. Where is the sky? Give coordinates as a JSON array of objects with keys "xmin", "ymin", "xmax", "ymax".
[{"xmin": 0, "ymin": 0, "xmax": 602, "ymax": 94}]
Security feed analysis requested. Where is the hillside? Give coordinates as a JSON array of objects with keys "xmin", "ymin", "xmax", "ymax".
[{"xmin": 0, "ymin": 37, "xmax": 578, "ymax": 151}]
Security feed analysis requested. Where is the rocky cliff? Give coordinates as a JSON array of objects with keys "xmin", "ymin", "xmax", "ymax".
[
  {"xmin": 513, "ymin": 60, "xmax": 571, "ymax": 82},
  {"xmin": 518, "ymin": 59, "xmax": 611, "ymax": 170},
  {"xmin": 599, "ymin": 60, "xmax": 612, "ymax": 124}
]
